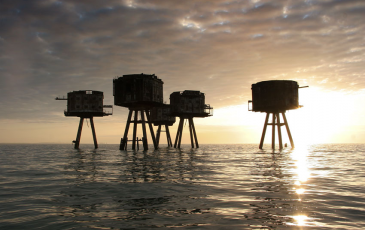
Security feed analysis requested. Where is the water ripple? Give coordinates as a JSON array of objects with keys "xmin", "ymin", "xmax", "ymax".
[{"xmin": 1, "ymin": 143, "xmax": 365, "ymax": 229}]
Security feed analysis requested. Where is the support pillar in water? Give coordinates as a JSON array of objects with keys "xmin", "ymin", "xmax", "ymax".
[
  {"xmin": 174, "ymin": 117, "xmax": 199, "ymax": 149},
  {"xmin": 119, "ymin": 109, "xmax": 158, "ymax": 151},
  {"xmin": 259, "ymin": 112, "xmax": 294, "ymax": 150},
  {"xmin": 73, "ymin": 117, "xmax": 99, "ymax": 149}
]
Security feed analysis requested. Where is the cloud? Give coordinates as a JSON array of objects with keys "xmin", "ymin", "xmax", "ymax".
[{"xmin": 0, "ymin": 0, "xmax": 365, "ymax": 124}]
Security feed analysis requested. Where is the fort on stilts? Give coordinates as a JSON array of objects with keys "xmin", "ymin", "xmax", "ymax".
[
  {"xmin": 170, "ymin": 90, "xmax": 213, "ymax": 148},
  {"xmin": 248, "ymin": 80, "xmax": 307, "ymax": 149},
  {"xmin": 56, "ymin": 90, "xmax": 113, "ymax": 149},
  {"xmin": 55, "ymin": 77, "xmax": 308, "ymax": 150},
  {"xmin": 113, "ymin": 74, "xmax": 164, "ymax": 151},
  {"xmin": 56, "ymin": 74, "xmax": 214, "ymax": 150},
  {"xmin": 150, "ymin": 104, "xmax": 176, "ymax": 148}
]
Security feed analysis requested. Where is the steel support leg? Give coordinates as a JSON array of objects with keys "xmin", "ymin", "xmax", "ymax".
[
  {"xmin": 90, "ymin": 117, "xmax": 98, "ymax": 149},
  {"xmin": 75, "ymin": 117, "xmax": 84, "ymax": 149},
  {"xmin": 259, "ymin": 113, "xmax": 270, "ymax": 149}
]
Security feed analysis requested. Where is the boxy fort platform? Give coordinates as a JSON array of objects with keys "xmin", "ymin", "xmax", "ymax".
[{"xmin": 56, "ymin": 90, "xmax": 113, "ymax": 149}]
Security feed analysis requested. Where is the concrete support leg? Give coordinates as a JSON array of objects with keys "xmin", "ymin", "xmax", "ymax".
[
  {"xmin": 188, "ymin": 118, "xmax": 195, "ymax": 148},
  {"xmin": 141, "ymin": 110, "xmax": 148, "ymax": 150},
  {"xmin": 282, "ymin": 112, "xmax": 295, "ymax": 148},
  {"xmin": 277, "ymin": 113, "xmax": 283, "ymax": 150},
  {"xmin": 132, "ymin": 110, "xmax": 138, "ymax": 150},
  {"xmin": 272, "ymin": 113, "xmax": 276, "ymax": 149},
  {"xmin": 174, "ymin": 118, "xmax": 184, "ymax": 148},
  {"xmin": 156, "ymin": 125, "xmax": 161, "ymax": 148},
  {"xmin": 120, "ymin": 110, "xmax": 133, "ymax": 150},
  {"xmin": 177, "ymin": 118, "xmax": 185, "ymax": 148},
  {"xmin": 259, "ymin": 113, "xmax": 270, "ymax": 149},
  {"xmin": 190, "ymin": 118, "xmax": 199, "ymax": 148},
  {"xmin": 90, "ymin": 117, "xmax": 98, "ymax": 149},
  {"xmin": 74, "ymin": 117, "xmax": 84, "ymax": 149},
  {"xmin": 145, "ymin": 110, "xmax": 158, "ymax": 150},
  {"xmin": 166, "ymin": 125, "xmax": 172, "ymax": 147}
]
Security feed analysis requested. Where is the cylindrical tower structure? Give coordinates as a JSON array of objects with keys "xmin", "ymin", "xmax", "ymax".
[
  {"xmin": 251, "ymin": 80, "xmax": 299, "ymax": 112},
  {"xmin": 249, "ymin": 80, "xmax": 306, "ymax": 150}
]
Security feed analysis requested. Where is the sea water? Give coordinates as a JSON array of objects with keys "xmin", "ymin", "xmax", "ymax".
[{"xmin": 1, "ymin": 144, "xmax": 365, "ymax": 229}]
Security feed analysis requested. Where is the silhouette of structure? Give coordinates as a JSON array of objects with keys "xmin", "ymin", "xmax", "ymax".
[
  {"xmin": 150, "ymin": 104, "xmax": 176, "ymax": 147},
  {"xmin": 113, "ymin": 74, "xmax": 163, "ymax": 151},
  {"xmin": 248, "ymin": 80, "xmax": 307, "ymax": 149},
  {"xmin": 56, "ymin": 90, "xmax": 113, "ymax": 149},
  {"xmin": 170, "ymin": 90, "xmax": 213, "ymax": 148}
]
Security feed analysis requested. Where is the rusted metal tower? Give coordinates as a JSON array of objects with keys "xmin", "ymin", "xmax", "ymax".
[
  {"xmin": 150, "ymin": 104, "xmax": 176, "ymax": 148},
  {"xmin": 248, "ymin": 80, "xmax": 307, "ymax": 149},
  {"xmin": 113, "ymin": 73, "xmax": 163, "ymax": 151},
  {"xmin": 170, "ymin": 90, "xmax": 213, "ymax": 148},
  {"xmin": 56, "ymin": 90, "xmax": 113, "ymax": 149}
]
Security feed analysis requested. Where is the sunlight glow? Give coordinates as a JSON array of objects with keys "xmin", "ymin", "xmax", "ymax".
[
  {"xmin": 288, "ymin": 214, "xmax": 323, "ymax": 227},
  {"xmin": 291, "ymin": 146, "xmax": 311, "ymax": 182},
  {"xmin": 195, "ymin": 104, "xmax": 263, "ymax": 127},
  {"xmin": 295, "ymin": 188, "xmax": 305, "ymax": 194},
  {"xmin": 293, "ymin": 215, "xmax": 308, "ymax": 226},
  {"xmin": 290, "ymin": 87, "xmax": 365, "ymax": 145}
]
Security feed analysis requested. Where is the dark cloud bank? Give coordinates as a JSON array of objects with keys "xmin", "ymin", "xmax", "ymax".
[{"xmin": 1, "ymin": 0, "xmax": 365, "ymax": 122}]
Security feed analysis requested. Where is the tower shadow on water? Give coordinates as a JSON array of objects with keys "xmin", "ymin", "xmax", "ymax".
[
  {"xmin": 248, "ymin": 80, "xmax": 308, "ymax": 150},
  {"xmin": 56, "ymin": 90, "xmax": 113, "ymax": 149}
]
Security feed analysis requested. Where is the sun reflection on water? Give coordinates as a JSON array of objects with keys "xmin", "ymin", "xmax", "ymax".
[
  {"xmin": 289, "ymin": 144, "xmax": 312, "ymax": 226},
  {"xmin": 292, "ymin": 214, "xmax": 308, "ymax": 226},
  {"xmin": 295, "ymin": 188, "xmax": 305, "ymax": 195},
  {"xmin": 291, "ymin": 145, "xmax": 311, "ymax": 184}
]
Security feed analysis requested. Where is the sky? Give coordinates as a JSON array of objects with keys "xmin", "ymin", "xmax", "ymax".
[{"xmin": 1, "ymin": 0, "xmax": 365, "ymax": 145}]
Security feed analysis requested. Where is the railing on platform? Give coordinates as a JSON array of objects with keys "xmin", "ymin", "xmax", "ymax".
[{"xmin": 204, "ymin": 104, "xmax": 213, "ymax": 116}]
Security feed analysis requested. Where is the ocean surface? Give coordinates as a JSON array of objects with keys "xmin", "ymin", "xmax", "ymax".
[{"xmin": 1, "ymin": 143, "xmax": 365, "ymax": 229}]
